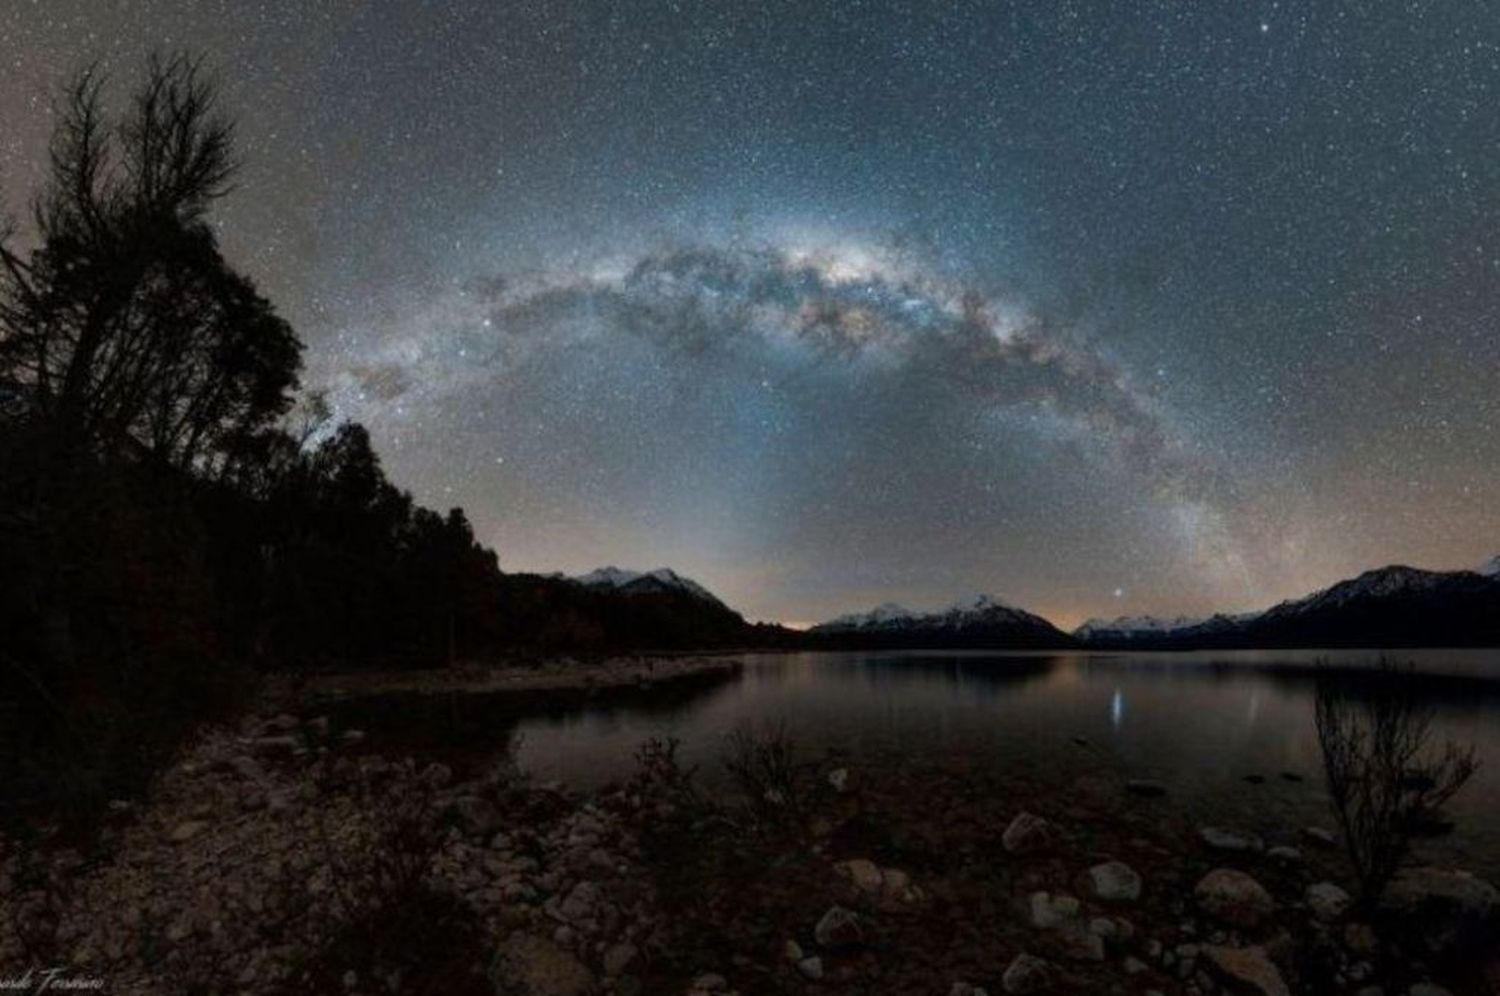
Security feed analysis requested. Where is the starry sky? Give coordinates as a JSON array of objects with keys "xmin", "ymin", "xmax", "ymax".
[{"xmin": 4, "ymin": 2, "xmax": 1498, "ymax": 627}]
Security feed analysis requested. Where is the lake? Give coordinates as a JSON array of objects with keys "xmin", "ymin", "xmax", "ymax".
[{"xmin": 506, "ymin": 649, "xmax": 1500, "ymax": 878}]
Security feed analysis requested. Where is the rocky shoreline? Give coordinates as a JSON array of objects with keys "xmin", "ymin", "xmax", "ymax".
[
  {"xmin": 283, "ymin": 655, "xmax": 745, "ymax": 703},
  {"xmin": 3, "ymin": 670, "xmax": 1497, "ymax": 995}
]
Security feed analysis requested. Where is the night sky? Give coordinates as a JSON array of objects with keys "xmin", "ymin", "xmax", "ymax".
[{"xmin": 5, "ymin": 2, "xmax": 1498, "ymax": 627}]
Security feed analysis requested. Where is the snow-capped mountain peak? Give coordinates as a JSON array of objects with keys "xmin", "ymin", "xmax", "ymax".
[
  {"xmin": 1073, "ymin": 614, "xmax": 1207, "ymax": 639},
  {"xmin": 1270, "ymin": 565, "xmax": 1446, "ymax": 616},
  {"xmin": 573, "ymin": 566, "xmax": 718, "ymax": 602},
  {"xmin": 821, "ymin": 602, "xmax": 918, "ymax": 629},
  {"xmin": 1479, "ymin": 554, "xmax": 1500, "ymax": 578}
]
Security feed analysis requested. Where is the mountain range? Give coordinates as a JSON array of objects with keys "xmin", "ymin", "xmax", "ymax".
[
  {"xmin": 1074, "ymin": 562, "xmax": 1500, "ymax": 650},
  {"xmin": 520, "ymin": 555, "xmax": 1500, "ymax": 652},
  {"xmin": 806, "ymin": 594, "xmax": 1074, "ymax": 649}
]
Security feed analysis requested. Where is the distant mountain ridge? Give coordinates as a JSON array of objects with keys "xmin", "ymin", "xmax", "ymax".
[
  {"xmin": 572, "ymin": 566, "xmax": 723, "ymax": 604},
  {"xmin": 808, "ymin": 593, "xmax": 1076, "ymax": 649},
  {"xmin": 1074, "ymin": 560, "xmax": 1500, "ymax": 650},
  {"xmin": 515, "ymin": 553, "xmax": 1500, "ymax": 653}
]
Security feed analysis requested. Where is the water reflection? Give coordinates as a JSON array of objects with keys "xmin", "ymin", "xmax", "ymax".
[{"xmin": 501, "ymin": 649, "xmax": 1500, "ymax": 878}]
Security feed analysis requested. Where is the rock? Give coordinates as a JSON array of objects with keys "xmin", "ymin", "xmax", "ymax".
[
  {"xmin": 1001, "ymin": 952, "xmax": 1053, "ymax": 993},
  {"xmin": 250, "ymin": 734, "xmax": 300, "ymax": 758},
  {"xmin": 1002, "ymin": 812, "xmax": 1060, "ymax": 855},
  {"xmin": 1123, "ymin": 955, "xmax": 1147, "ymax": 974},
  {"xmin": 691, "ymin": 973, "xmax": 728, "ymax": 991},
  {"xmin": 1265, "ymin": 846, "xmax": 1301, "ymax": 863},
  {"xmin": 1408, "ymin": 984, "xmax": 1453, "ymax": 996},
  {"xmin": 1200, "ymin": 945, "xmax": 1289, "ymax": 996},
  {"xmin": 1381, "ymin": 866, "xmax": 1499, "ymax": 956},
  {"xmin": 796, "ymin": 956, "xmax": 824, "ymax": 980},
  {"xmin": 1052, "ymin": 921, "xmax": 1105, "ymax": 961},
  {"xmin": 835, "ymin": 858, "xmax": 884, "ymax": 894},
  {"xmin": 950, "ymin": 983, "xmax": 990, "ymax": 996},
  {"xmin": 879, "ymin": 866, "xmax": 920, "ymax": 904},
  {"xmin": 827, "ymin": 768, "xmax": 849, "ymax": 792},
  {"xmin": 306, "ymin": 715, "xmax": 330, "ymax": 738},
  {"xmin": 1302, "ymin": 826, "xmax": 1338, "ymax": 847},
  {"xmin": 1195, "ymin": 869, "xmax": 1275, "ymax": 928},
  {"xmin": 262, "ymin": 713, "xmax": 299, "ymax": 733},
  {"xmin": 1088, "ymin": 861, "xmax": 1142, "ymax": 902},
  {"xmin": 226, "ymin": 754, "xmax": 266, "ymax": 783},
  {"xmin": 492, "ymin": 933, "xmax": 593, "ymax": 996},
  {"xmin": 1126, "ymin": 779, "xmax": 1167, "ymax": 798},
  {"xmin": 559, "ymin": 880, "xmax": 601, "ymax": 922},
  {"xmin": 1199, "ymin": 827, "xmax": 1264, "ymax": 852},
  {"xmin": 813, "ymin": 905, "xmax": 862, "ymax": 948},
  {"xmin": 1306, "ymin": 882, "xmax": 1352, "ymax": 921},
  {"xmin": 602, "ymin": 941, "xmax": 637, "ymax": 977},
  {"xmin": 449, "ymin": 795, "xmax": 501, "ymax": 837},
  {"xmin": 169, "ymin": 820, "xmax": 208, "ymax": 843},
  {"xmin": 783, "ymin": 939, "xmax": 804, "ymax": 962},
  {"xmin": 1344, "ymin": 922, "xmax": 1378, "ymax": 954},
  {"xmin": 1028, "ymin": 891, "xmax": 1080, "ymax": 929},
  {"xmin": 339, "ymin": 729, "xmax": 366, "ymax": 745}
]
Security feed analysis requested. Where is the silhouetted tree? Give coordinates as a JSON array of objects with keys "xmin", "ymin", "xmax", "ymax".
[
  {"xmin": 1315, "ymin": 661, "xmax": 1479, "ymax": 906},
  {"xmin": 0, "ymin": 53, "xmax": 299, "ymax": 472}
]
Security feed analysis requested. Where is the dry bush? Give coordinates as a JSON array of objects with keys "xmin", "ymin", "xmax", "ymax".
[
  {"xmin": 276, "ymin": 761, "xmax": 492, "ymax": 996},
  {"xmin": 1315, "ymin": 660, "xmax": 1479, "ymax": 905},
  {"xmin": 722, "ymin": 721, "xmax": 817, "ymax": 842}
]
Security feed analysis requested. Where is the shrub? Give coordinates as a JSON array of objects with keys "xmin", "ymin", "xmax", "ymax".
[{"xmin": 1314, "ymin": 659, "xmax": 1479, "ymax": 906}]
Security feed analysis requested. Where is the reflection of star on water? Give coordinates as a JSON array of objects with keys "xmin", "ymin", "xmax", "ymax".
[{"xmin": 1111, "ymin": 688, "xmax": 1125, "ymax": 730}]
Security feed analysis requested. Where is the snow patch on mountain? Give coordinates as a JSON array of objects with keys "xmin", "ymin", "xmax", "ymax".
[
  {"xmin": 573, "ymin": 566, "xmax": 718, "ymax": 602},
  {"xmin": 1478, "ymin": 554, "xmax": 1500, "ymax": 578},
  {"xmin": 1265, "ymin": 565, "xmax": 1448, "ymax": 617},
  {"xmin": 814, "ymin": 593, "xmax": 1035, "ymax": 632},
  {"xmin": 1074, "ymin": 615, "xmax": 1209, "ymax": 639}
]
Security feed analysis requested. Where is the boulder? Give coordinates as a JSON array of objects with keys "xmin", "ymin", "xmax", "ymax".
[
  {"xmin": 1027, "ymin": 891, "xmax": 1080, "ymax": 930},
  {"xmin": 601, "ymin": 941, "xmax": 637, "ymax": 977},
  {"xmin": 1201, "ymin": 944, "xmax": 1290, "ymax": 996},
  {"xmin": 796, "ymin": 956, "xmax": 824, "ymax": 980},
  {"xmin": 1306, "ymin": 881, "xmax": 1352, "ymax": 921},
  {"xmin": 1002, "ymin": 812, "xmax": 1059, "ymax": 855},
  {"xmin": 813, "ymin": 905, "xmax": 862, "ymax": 948},
  {"xmin": 1051, "ymin": 921, "xmax": 1105, "ymax": 962},
  {"xmin": 1302, "ymin": 826, "xmax": 1338, "ymax": 847},
  {"xmin": 169, "ymin": 820, "xmax": 208, "ymax": 844},
  {"xmin": 250, "ymin": 735, "xmax": 299, "ymax": 756},
  {"xmin": 1199, "ymin": 827, "xmax": 1264, "ymax": 853},
  {"xmin": 1195, "ymin": 868, "xmax": 1275, "ymax": 928},
  {"xmin": 1087, "ymin": 860, "xmax": 1142, "ymax": 902},
  {"xmin": 558, "ymin": 880, "xmax": 601, "ymax": 922},
  {"xmin": 491, "ymin": 933, "xmax": 593, "ymax": 996},
  {"xmin": 449, "ymin": 795, "xmax": 501, "ymax": 837},
  {"xmin": 1381, "ymin": 867, "xmax": 1499, "ymax": 957},
  {"xmin": 1001, "ymin": 952, "xmax": 1053, "ymax": 993},
  {"xmin": 835, "ymin": 858, "xmax": 884, "ymax": 894}
]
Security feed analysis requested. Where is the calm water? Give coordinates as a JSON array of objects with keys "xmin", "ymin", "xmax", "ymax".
[{"xmin": 509, "ymin": 649, "xmax": 1500, "ymax": 877}]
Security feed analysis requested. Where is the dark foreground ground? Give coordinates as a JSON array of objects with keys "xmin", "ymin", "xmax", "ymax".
[{"xmin": 2, "ymin": 660, "xmax": 1496, "ymax": 996}]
